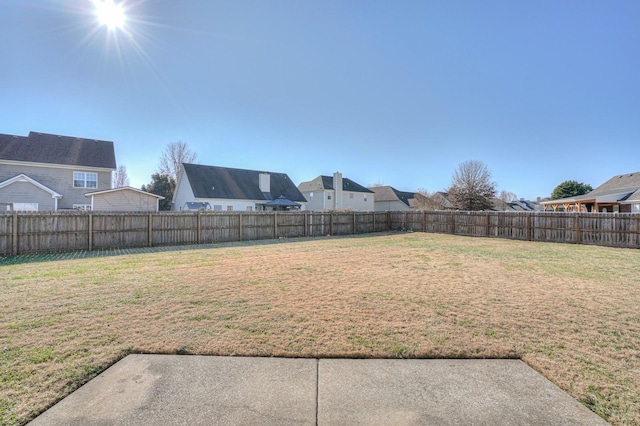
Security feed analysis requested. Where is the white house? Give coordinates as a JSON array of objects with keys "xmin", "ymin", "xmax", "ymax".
[{"xmin": 172, "ymin": 163, "xmax": 307, "ymax": 211}]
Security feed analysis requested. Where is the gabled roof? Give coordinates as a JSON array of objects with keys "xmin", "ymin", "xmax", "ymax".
[
  {"xmin": 542, "ymin": 172, "xmax": 640, "ymax": 205},
  {"xmin": 84, "ymin": 187, "xmax": 164, "ymax": 199},
  {"xmin": 368, "ymin": 186, "xmax": 415, "ymax": 207},
  {"xmin": 264, "ymin": 195, "xmax": 301, "ymax": 207},
  {"xmin": 0, "ymin": 131, "xmax": 116, "ymax": 169},
  {"xmin": 298, "ymin": 175, "xmax": 374, "ymax": 193},
  {"xmin": 0, "ymin": 174, "xmax": 62, "ymax": 198},
  {"xmin": 181, "ymin": 163, "xmax": 307, "ymax": 202}
]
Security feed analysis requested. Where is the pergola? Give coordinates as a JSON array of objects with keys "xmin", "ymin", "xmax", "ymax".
[{"xmin": 541, "ymin": 190, "xmax": 637, "ymax": 213}]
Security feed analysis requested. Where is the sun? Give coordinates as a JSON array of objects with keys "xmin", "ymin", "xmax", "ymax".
[{"xmin": 94, "ymin": 0, "xmax": 126, "ymax": 30}]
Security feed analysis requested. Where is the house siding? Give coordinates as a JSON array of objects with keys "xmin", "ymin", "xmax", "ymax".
[
  {"xmin": 340, "ymin": 191, "xmax": 374, "ymax": 211},
  {"xmin": 172, "ymin": 169, "xmax": 196, "ymax": 211},
  {"xmin": 300, "ymin": 189, "xmax": 374, "ymax": 211},
  {"xmin": 300, "ymin": 191, "xmax": 328, "ymax": 211},
  {"xmin": 91, "ymin": 190, "xmax": 159, "ymax": 211},
  {"xmin": 191, "ymin": 198, "xmax": 257, "ymax": 211},
  {"xmin": 374, "ymin": 200, "xmax": 410, "ymax": 211},
  {"xmin": 0, "ymin": 180, "xmax": 57, "ymax": 210},
  {"xmin": 0, "ymin": 164, "xmax": 112, "ymax": 210}
]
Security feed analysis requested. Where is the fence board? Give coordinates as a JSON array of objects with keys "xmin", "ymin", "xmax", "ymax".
[
  {"xmin": 0, "ymin": 215, "xmax": 11, "ymax": 255},
  {"xmin": 1, "ymin": 211, "xmax": 640, "ymax": 256}
]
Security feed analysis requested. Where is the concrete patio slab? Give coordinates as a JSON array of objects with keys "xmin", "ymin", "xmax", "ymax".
[
  {"xmin": 29, "ymin": 355, "xmax": 318, "ymax": 426},
  {"xmin": 318, "ymin": 359, "xmax": 608, "ymax": 425},
  {"xmin": 29, "ymin": 355, "xmax": 608, "ymax": 425}
]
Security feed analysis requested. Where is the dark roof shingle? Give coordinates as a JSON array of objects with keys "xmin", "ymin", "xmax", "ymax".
[
  {"xmin": 318, "ymin": 175, "xmax": 374, "ymax": 193},
  {"xmin": 0, "ymin": 131, "xmax": 116, "ymax": 169},
  {"xmin": 182, "ymin": 163, "xmax": 307, "ymax": 202}
]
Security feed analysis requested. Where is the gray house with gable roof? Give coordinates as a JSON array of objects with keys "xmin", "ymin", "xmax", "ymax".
[{"xmin": 0, "ymin": 131, "xmax": 117, "ymax": 211}]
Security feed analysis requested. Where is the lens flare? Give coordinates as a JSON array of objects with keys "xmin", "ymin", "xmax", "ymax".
[{"xmin": 94, "ymin": 0, "xmax": 126, "ymax": 30}]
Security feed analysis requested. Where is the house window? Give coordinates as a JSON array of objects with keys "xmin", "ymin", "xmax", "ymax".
[
  {"xmin": 364, "ymin": 194, "xmax": 368, "ymax": 201},
  {"xmin": 309, "ymin": 192, "xmax": 313, "ymax": 198},
  {"xmin": 633, "ymin": 204, "xmax": 640, "ymax": 213},
  {"xmin": 227, "ymin": 206, "xmax": 233, "ymax": 211},
  {"xmin": 73, "ymin": 172, "xmax": 97, "ymax": 188},
  {"xmin": 327, "ymin": 194, "xmax": 332, "ymax": 200},
  {"xmin": 246, "ymin": 206, "xmax": 252, "ymax": 211},
  {"xmin": 213, "ymin": 205, "xmax": 222, "ymax": 211},
  {"xmin": 73, "ymin": 204, "xmax": 92, "ymax": 211},
  {"xmin": 13, "ymin": 203, "xmax": 38, "ymax": 211}
]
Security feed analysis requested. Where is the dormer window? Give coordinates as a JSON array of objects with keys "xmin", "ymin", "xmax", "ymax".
[{"xmin": 74, "ymin": 172, "xmax": 97, "ymax": 188}]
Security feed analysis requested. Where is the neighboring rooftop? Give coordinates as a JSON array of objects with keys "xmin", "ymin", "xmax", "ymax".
[
  {"xmin": 0, "ymin": 131, "xmax": 117, "ymax": 169},
  {"xmin": 368, "ymin": 186, "xmax": 415, "ymax": 207},
  {"xmin": 298, "ymin": 175, "xmax": 374, "ymax": 194},
  {"xmin": 181, "ymin": 163, "xmax": 307, "ymax": 202}
]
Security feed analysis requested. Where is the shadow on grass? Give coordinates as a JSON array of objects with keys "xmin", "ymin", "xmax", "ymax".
[{"xmin": 0, "ymin": 232, "xmax": 400, "ymax": 266}]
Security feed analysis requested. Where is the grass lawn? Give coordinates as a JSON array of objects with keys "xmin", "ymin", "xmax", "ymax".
[{"xmin": 1, "ymin": 232, "xmax": 639, "ymax": 425}]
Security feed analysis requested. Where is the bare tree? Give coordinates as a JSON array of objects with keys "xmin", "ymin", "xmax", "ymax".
[
  {"xmin": 157, "ymin": 141, "xmax": 197, "ymax": 183},
  {"xmin": 498, "ymin": 190, "xmax": 518, "ymax": 203},
  {"xmin": 448, "ymin": 160, "xmax": 497, "ymax": 211},
  {"xmin": 112, "ymin": 165, "xmax": 130, "ymax": 188}
]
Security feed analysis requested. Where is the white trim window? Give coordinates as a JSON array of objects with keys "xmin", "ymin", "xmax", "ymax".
[
  {"xmin": 632, "ymin": 203, "xmax": 640, "ymax": 213},
  {"xmin": 13, "ymin": 202, "xmax": 38, "ymax": 211},
  {"xmin": 73, "ymin": 204, "xmax": 92, "ymax": 211},
  {"xmin": 73, "ymin": 172, "xmax": 97, "ymax": 188}
]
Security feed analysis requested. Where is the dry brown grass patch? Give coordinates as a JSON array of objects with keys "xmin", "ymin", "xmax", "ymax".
[{"xmin": 1, "ymin": 233, "xmax": 639, "ymax": 424}]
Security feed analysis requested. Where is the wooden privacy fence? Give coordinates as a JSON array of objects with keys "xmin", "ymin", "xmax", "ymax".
[{"xmin": 0, "ymin": 210, "xmax": 639, "ymax": 256}]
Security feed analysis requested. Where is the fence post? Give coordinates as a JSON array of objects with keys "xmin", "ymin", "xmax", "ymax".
[
  {"xmin": 197, "ymin": 212, "xmax": 201, "ymax": 244},
  {"xmin": 450, "ymin": 212, "xmax": 455, "ymax": 235},
  {"xmin": 330, "ymin": 212, "xmax": 334, "ymax": 235},
  {"xmin": 422, "ymin": 211, "xmax": 426, "ymax": 232},
  {"xmin": 88, "ymin": 214, "xmax": 93, "ymax": 251},
  {"xmin": 575, "ymin": 213, "xmax": 581, "ymax": 244},
  {"xmin": 12, "ymin": 211, "xmax": 18, "ymax": 256},
  {"xmin": 387, "ymin": 211, "xmax": 391, "ymax": 231},
  {"xmin": 239, "ymin": 212, "xmax": 243, "ymax": 241},
  {"xmin": 526, "ymin": 214, "xmax": 532, "ymax": 241},
  {"xmin": 304, "ymin": 212, "xmax": 308, "ymax": 237},
  {"xmin": 486, "ymin": 212, "xmax": 491, "ymax": 237},
  {"xmin": 353, "ymin": 212, "xmax": 357, "ymax": 234},
  {"xmin": 274, "ymin": 212, "xmax": 278, "ymax": 238},
  {"xmin": 373, "ymin": 212, "xmax": 376, "ymax": 232},
  {"xmin": 148, "ymin": 213, "xmax": 153, "ymax": 247}
]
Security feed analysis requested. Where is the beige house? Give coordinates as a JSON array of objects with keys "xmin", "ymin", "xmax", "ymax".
[
  {"xmin": 85, "ymin": 187, "xmax": 164, "ymax": 212},
  {"xmin": 541, "ymin": 172, "xmax": 640, "ymax": 213},
  {"xmin": 368, "ymin": 186, "xmax": 417, "ymax": 211},
  {"xmin": 298, "ymin": 172, "xmax": 374, "ymax": 211}
]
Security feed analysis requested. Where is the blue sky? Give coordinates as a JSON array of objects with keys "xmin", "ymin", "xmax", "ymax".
[{"xmin": 2, "ymin": 0, "xmax": 639, "ymax": 200}]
